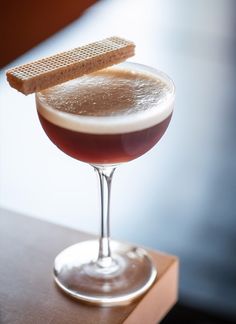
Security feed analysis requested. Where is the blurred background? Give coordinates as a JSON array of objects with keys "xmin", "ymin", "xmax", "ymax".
[{"xmin": 1, "ymin": 0, "xmax": 236, "ymax": 323}]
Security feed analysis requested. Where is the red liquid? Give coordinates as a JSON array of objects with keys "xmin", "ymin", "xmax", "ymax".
[{"xmin": 38, "ymin": 112, "xmax": 172, "ymax": 164}]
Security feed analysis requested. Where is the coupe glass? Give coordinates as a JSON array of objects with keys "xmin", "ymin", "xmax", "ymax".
[{"xmin": 35, "ymin": 62, "xmax": 175, "ymax": 306}]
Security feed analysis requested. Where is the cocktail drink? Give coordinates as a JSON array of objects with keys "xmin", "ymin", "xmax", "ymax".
[
  {"xmin": 35, "ymin": 62, "xmax": 175, "ymax": 305},
  {"xmin": 6, "ymin": 37, "xmax": 175, "ymax": 306},
  {"xmin": 36, "ymin": 63, "xmax": 173, "ymax": 164}
]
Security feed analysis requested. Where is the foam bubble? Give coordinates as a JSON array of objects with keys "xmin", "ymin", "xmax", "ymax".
[{"xmin": 36, "ymin": 62, "xmax": 175, "ymax": 134}]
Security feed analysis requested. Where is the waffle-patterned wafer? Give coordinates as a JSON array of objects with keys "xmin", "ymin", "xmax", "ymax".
[{"xmin": 6, "ymin": 37, "xmax": 135, "ymax": 95}]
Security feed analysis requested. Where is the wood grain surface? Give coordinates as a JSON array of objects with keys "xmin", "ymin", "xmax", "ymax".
[{"xmin": 0, "ymin": 208, "xmax": 178, "ymax": 324}]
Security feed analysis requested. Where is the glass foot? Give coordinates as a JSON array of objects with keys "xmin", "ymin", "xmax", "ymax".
[{"xmin": 54, "ymin": 240, "xmax": 157, "ymax": 306}]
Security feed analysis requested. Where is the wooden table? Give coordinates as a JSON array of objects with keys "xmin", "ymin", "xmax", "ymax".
[{"xmin": 0, "ymin": 208, "xmax": 178, "ymax": 324}]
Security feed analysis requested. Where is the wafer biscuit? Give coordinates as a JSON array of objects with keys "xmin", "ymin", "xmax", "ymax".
[{"xmin": 6, "ymin": 37, "xmax": 135, "ymax": 95}]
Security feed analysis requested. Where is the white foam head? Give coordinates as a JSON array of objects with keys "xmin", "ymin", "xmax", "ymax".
[{"xmin": 36, "ymin": 62, "xmax": 175, "ymax": 134}]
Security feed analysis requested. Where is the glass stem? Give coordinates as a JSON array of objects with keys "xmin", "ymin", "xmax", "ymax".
[{"xmin": 94, "ymin": 165, "xmax": 116, "ymax": 268}]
